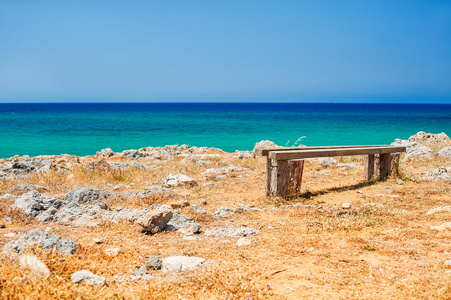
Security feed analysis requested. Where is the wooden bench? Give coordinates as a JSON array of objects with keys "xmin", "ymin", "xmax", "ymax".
[{"xmin": 257, "ymin": 145, "xmax": 406, "ymax": 198}]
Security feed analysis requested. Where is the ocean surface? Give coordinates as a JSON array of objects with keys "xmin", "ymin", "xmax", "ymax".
[{"xmin": 1, "ymin": 103, "xmax": 450, "ymax": 159}]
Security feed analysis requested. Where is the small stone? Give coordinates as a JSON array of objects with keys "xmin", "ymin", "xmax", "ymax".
[
  {"xmin": 418, "ymin": 262, "xmax": 425, "ymax": 267},
  {"xmin": 444, "ymin": 260, "xmax": 451, "ymax": 266},
  {"xmin": 236, "ymin": 238, "xmax": 252, "ymax": 247},
  {"xmin": 341, "ymin": 203, "xmax": 352, "ymax": 209},
  {"xmin": 0, "ymin": 223, "xmax": 5, "ymax": 229},
  {"xmin": 93, "ymin": 238, "xmax": 103, "ymax": 244},
  {"xmin": 145, "ymin": 256, "xmax": 162, "ymax": 270},
  {"xmin": 195, "ymin": 200, "xmax": 207, "ymax": 206},
  {"xmin": 71, "ymin": 270, "xmax": 106, "ymax": 286},
  {"xmin": 105, "ymin": 248, "xmax": 121, "ymax": 256},
  {"xmin": 141, "ymin": 274, "xmax": 155, "ymax": 281},
  {"xmin": 396, "ymin": 179, "xmax": 404, "ymax": 185},
  {"xmin": 134, "ymin": 266, "xmax": 147, "ymax": 276},
  {"xmin": 4, "ymin": 233, "xmax": 15, "ymax": 237}
]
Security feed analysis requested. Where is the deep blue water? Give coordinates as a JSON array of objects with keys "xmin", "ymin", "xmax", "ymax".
[{"xmin": 1, "ymin": 102, "xmax": 450, "ymax": 158}]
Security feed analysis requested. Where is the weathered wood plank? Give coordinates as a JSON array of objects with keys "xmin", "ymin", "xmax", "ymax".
[
  {"xmin": 364, "ymin": 154, "xmax": 375, "ymax": 180},
  {"xmin": 260, "ymin": 145, "xmax": 391, "ymax": 156},
  {"xmin": 267, "ymin": 158, "xmax": 304, "ymax": 198},
  {"xmin": 269, "ymin": 146, "xmax": 406, "ymax": 160}
]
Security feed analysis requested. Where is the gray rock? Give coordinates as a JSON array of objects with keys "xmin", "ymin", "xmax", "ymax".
[
  {"xmin": 9, "ymin": 183, "xmax": 47, "ymax": 193},
  {"xmin": 97, "ymin": 148, "xmax": 114, "ymax": 157},
  {"xmin": 237, "ymin": 151, "xmax": 255, "ymax": 159},
  {"xmin": 167, "ymin": 213, "xmax": 201, "ymax": 233},
  {"xmin": 109, "ymin": 162, "xmax": 145, "ymax": 170},
  {"xmin": 145, "ymin": 256, "xmax": 162, "ymax": 270},
  {"xmin": 62, "ymin": 188, "xmax": 113, "ymax": 205},
  {"xmin": 71, "ymin": 270, "xmax": 106, "ymax": 286},
  {"xmin": 134, "ymin": 266, "xmax": 147, "ymax": 276},
  {"xmin": 121, "ymin": 149, "xmax": 141, "ymax": 159},
  {"xmin": 3, "ymin": 228, "xmax": 76, "ymax": 255},
  {"xmin": 396, "ymin": 178, "xmax": 404, "ymax": 185},
  {"xmin": 205, "ymin": 227, "xmax": 259, "ymax": 237},
  {"xmin": 253, "ymin": 140, "xmax": 278, "ymax": 156},
  {"xmin": 162, "ymin": 174, "xmax": 197, "ymax": 187},
  {"xmin": 234, "ymin": 204, "xmax": 251, "ymax": 214},
  {"xmin": 189, "ymin": 205, "xmax": 207, "ymax": 214},
  {"xmin": 391, "ymin": 139, "xmax": 436, "ymax": 159},
  {"xmin": 439, "ymin": 147, "xmax": 451, "ymax": 159},
  {"xmin": 213, "ymin": 207, "xmax": 233, "ymax": 218},
  {"xmin": 425, "ymin": 167, "xmax": 451, "ymax": 181},
  {"xmin": 138, "ymin": 205, "xmax": 173, "ymax": 234},
  {"xmin": 162, "ymin": 256, "xmax": 205, "ymax": 272}
]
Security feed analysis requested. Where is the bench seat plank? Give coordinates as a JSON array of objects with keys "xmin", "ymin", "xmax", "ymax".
[{"xmin": 268, "ymin": 146, "xmax": 406, "ymax": 160}]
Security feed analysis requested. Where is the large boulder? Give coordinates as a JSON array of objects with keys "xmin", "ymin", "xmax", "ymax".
[{"xmin": 137, "ymin": 205, "xmax": 173, "ymax": 234}]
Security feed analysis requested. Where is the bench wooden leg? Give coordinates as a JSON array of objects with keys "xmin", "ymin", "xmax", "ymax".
[
  {"xmin": 364, "ymin": 154, "xmax": 375, "ymax": 180},
  {"xmin": 378, "ymin": 153, "xmax": 391, "ymax": 179},
  {"xmin": 390, "ymin": 153, "xmax": 400, "ymax": 176},
  {"xmin": 267, "ymin": 158, "xmax": 304, "ymax": 198}
]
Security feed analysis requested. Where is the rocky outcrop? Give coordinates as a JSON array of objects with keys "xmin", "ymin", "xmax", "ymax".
[
  {"xmin": 3, "ymin": 228, "xmax": 76, "ymax": 255},
  {"xmin": 62, "ymin": 188, "xmax": 113, "ymax": 205},
  {"xmin": 408, "ymin": 131, "xmax": 451, "ymax": 151},
  {"xmin": 391, "ymin": 139, "xmax": 437, "ymax": 160}
]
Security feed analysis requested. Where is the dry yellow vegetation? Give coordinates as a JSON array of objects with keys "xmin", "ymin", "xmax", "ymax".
[{"xmin": 0, "ymin": 150, "xmax": 450, "ymax": 299}]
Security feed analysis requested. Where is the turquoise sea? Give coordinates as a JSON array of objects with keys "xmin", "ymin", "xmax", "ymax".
[{"xmin": 1, "ymin": 103, "xmax": 450, "ymax": 159}]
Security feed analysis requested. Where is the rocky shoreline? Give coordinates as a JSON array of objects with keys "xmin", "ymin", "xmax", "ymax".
[{"xmin": 0, "ymin": 131, "xmax": 450, "ymax": 297}]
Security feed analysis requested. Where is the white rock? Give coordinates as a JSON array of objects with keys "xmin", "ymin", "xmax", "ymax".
[
  {"xmin": 341, "ymin": 203, "xmax": 352, "ymax": 209},
  {"xmin": 236, "ymin": 238, "xmax": 252, "ymax": 247},
  {"xmin": 71, "ymin": 270, "xmax": 106, "ymax": 286},
  {"xmin": 162, "ymin": 256, "xmax": 205, "ymax": 272},
  {"xmin": 105, "ymin": 247, "xmax": 121, "ymax": 256}
]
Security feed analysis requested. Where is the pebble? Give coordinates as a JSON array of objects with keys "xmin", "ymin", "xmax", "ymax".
[
  {"xmin": 396, "ymin": 179, "xmax": 404, "ymax": 185},
  {"xmin": 0, "ymin": 223, "xmax": 5, "ymax": 229},
  {"xmin": 341, "ymin": 203, "xmax": 352, "ymax": 209},
  {"xmin": 236, "ymin": 237, "xmax": 252, "ymax": 247},
  {"xmin": 444, "ymin": 260, "xmax": 451, "ymax": 266},
  {"xmin": 105, "ymin": 248, "xmax": 121, "ymax": 256},
  {"xmin": 418, "ymin": 262, "xmax": 425, "ymax": 267}
]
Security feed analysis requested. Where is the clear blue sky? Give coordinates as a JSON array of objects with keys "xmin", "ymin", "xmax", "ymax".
[{"xmin": 1, "ymin": 0, "xmax": 450, "ymax": 103}]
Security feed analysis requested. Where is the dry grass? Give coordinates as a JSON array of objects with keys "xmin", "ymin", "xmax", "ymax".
[{"xmin": 1, "ymin": 151, "xmax": 450, "ymax": 299}]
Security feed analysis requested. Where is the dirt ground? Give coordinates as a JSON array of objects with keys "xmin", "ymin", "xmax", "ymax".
[{"xmin": 0, "ymin": 151, "xmax": 450, "ymax": 299}]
